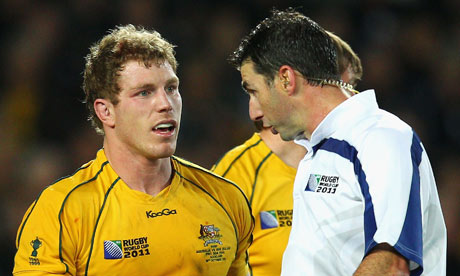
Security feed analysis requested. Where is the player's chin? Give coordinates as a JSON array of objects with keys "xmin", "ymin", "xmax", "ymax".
[
  {"xmin": 148, "ymin": 142, "xmax": 177, "ymax": 159},
  {"xmin": 161, "ymin": 144, "xmax": 177, "ymax": 158}
]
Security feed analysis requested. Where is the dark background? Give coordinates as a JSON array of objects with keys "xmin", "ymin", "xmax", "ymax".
[{"xmin": 1, "ymin": 0, "xmax": 459, "ymax": 274}]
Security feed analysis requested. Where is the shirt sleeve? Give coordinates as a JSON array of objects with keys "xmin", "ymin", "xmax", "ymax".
[
  {"xmin": 359, "ymin": 127, "xmax": 423, "ymax": 271},
  {"xmin": 226, "ymin": 188, "xmax": 254, "ymax": 276},
  {"xmin": 14, "ymin": 189, "xmax": 77, "ymax": 275}
]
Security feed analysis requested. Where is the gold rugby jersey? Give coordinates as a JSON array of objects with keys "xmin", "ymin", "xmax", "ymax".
[
  {"xmin": 212, "ymin": 133, "xmax": 296, "ymax": 276},
  {"xmin": 14, "ymin": 149, "xmax": 254, "ymax": 276}
]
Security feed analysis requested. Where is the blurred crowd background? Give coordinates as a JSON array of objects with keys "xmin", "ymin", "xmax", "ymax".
[{"xmin": 1, "ymin": 0, "xmax": 459, "ymax": 274}]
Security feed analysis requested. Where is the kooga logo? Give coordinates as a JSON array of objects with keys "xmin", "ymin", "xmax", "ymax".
[{"xmin": 146, "ymin": 208, "xmax": 177, "ymax": 218}]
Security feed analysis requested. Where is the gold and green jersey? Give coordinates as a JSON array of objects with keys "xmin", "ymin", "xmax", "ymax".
[
  {"xmin": 14, "ymin": 149, "xmax": 254, "ymax": 276},
  {"xmin": 212, "ymin": 133, "xmax": 296, "ymax": 276}
]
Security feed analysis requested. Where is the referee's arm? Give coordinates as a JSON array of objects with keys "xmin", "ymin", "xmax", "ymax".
[{"xmin": 353, "ymin": 243, "xmax": 409, "ymax": 276}]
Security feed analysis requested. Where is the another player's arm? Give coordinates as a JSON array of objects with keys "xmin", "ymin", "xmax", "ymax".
[{"xmin": 353, "ymin": 243, "xmax": 409, "ymax": 276}]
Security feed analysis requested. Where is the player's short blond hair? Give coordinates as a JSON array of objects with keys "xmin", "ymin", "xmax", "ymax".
[
  {"xmin": 327, "ymin": 31, "xmax": 362, "ymax": 88},
  {"xmin": 83, "ymin": 24, "xmax": 177, "ymax": 135}
]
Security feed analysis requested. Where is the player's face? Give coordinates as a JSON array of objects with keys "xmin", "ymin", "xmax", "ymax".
[
  {"xmin": 113, "ymin": 60, "xmax": 181, "ymax": 160},
  {"xmin": 240, "ymin": 61, "xmax": 300, "ymax": 141}
]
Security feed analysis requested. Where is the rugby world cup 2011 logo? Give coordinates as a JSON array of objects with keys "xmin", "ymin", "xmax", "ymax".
[
  {"xmin": 104, "ymin": 240, "xmax": 123, "ymax": 259},
  {"xmin": 260, "ymin": 210, "xmax": 279, "ymax": 229},
  {"xmin": 306, "ymin": 173, "xmax": 340, "ymax": 194},
  {"xmin": 306, "ymin": 174, "xmax": 321, "ymax": 191}
]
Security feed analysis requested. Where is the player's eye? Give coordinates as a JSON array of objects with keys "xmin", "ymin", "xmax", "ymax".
[
  {"xmin": 138, "ymin": 90, "xmax": 150, "ymax": 96},
  {"xmin": 166, "ymin": 85, "xmax": 178, "ymax": 93}
]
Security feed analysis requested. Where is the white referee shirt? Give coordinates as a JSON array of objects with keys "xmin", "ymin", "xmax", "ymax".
[{"xmin": 281, "ymin": 90, "xmax": 446, "ymax": 276}]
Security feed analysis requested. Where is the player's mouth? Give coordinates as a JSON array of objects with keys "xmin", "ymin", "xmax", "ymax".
[{"xmin": 152, "ymin": 120, "xmax": 177, "ymax": 137}]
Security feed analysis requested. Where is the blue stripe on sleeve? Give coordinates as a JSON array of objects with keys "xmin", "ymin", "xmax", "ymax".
[
  {"xmin": 316, "ymin": 138, "xmax": 378, "ymax": 255},
  {"xmin": 393, "ymin": 132, "xmax": 424, "ymax": 275},
  {"xmin": 316, "ymin": 136, "xmax": 423, "ymax": 275}
]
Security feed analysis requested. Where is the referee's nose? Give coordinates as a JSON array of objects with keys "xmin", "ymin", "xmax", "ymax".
[{"xmin": 249, "ymin": 94, "xmax": 264, "ymax": 122}]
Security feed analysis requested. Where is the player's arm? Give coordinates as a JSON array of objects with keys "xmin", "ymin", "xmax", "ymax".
[
  {"xmin": 227, "ymin": 217, "xmax": 254, "ymax": 276},
  {"xmin": 14, "ymin": 190, "xmax": 77, "ymax": 275},
  {"xmin": 226, "ymin": 190, "xmax": 254, "ymax": 276},
  {"xmin": 353, "ymin": 243, "xmax": 409, "ymax": 276}
]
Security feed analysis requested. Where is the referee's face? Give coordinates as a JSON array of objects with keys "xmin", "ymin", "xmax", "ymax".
[
  {"xmin": 240, "ymin": 61, "xmax": 299, "ymax": 141},
  {"xmin": 110, "ymin": 59, "xmax": 182, "ymax": 160}
]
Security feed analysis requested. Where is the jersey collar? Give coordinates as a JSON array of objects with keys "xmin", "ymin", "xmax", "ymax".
[{"xmin": 295, "ymin": 89, "xmax": 378, "ymax": 150}]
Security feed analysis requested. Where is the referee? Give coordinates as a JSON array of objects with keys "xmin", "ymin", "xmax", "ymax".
[{"xmin": 230, "ymin": 8, "xmax": 446, "ymax": 276}]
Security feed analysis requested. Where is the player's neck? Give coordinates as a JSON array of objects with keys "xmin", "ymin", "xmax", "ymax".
[
  {"xmin": 259, "ymin": 130, "xmax": 306, "ymax": 168},
  {"xmin": 102, "ymin": 140, "xmax": 173, "ymax": 197}
]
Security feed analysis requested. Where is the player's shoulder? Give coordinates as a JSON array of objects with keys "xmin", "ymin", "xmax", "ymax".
[
  {"xmin": 172, "ymin": 156, "xmax": 248, "ymax": 200},
  {"xmin": 172, "ymin": 155, "xmax": 235, "ymax": 185},
  {"xmin": 212, "ymin": 133, "xmax": 269, "ymax": 173},
  {"xmin": 37, "ymin": 153, "xmax": 109, "ymax": 205}
]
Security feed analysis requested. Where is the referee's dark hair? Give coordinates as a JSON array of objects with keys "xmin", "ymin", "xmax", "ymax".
[{"xmin": 229, "ymin": 8, "xmax": 340, "ymax": 86}]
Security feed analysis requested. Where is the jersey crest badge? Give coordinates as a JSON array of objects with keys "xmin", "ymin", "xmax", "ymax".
[
  {"xmin": 198, "ymin": 224, "xmax": 223, "ymax": 246},
  {"xmin": 29, "ymin": 237, "xmax": 42, "ymax": 266}
]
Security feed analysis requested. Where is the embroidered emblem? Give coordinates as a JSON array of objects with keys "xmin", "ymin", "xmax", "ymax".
[
  {"xmin": 29, "ymin": 237, "xmax": 42, "ymax": 265},
  {"xmin": 104, "ymin": 240, "xmax": 123, "ymax": 259},
  {"xmin": 198, "ymin": 224, "xmax": 223, "ymax": 246},
  {"xmin": 260, "ymin": 210, "xmax": 278, "ymax": 229},
  {"xmin": 30, "ymin": 237, "xmax": 42, "ymax": 257},
  {"xmin": 104, "ymin": 237, "xmax": 151, "ymax": 259},
  {"xmin": 306, "ymin": 174, "xmax": 339, "ymax": 194},
  {"xmin": 260, "ymin": 209, "xmax": 293, "ymax": 229}
]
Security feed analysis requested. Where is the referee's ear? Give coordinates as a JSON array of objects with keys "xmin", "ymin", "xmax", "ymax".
[
  {"xmin": 277, "ymin": 65, "xmax": 297, "ymax": 96},
  {"xmin": 94, "ymin": 98, "xmax": 115, "ymax": 129}
]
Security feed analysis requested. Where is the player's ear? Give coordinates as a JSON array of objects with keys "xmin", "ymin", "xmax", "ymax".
[
  {"xmin": 94, "ymin": 98, "xmax": 115, "ymax": 128},
  {"xmin": 278, "ymin": 65, "xmax": 296, "ymax": 96}
]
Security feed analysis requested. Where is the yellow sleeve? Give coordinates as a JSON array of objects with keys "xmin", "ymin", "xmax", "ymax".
[
  {"xmin": 226, "ymin": 183, "xmax": 254, "ymax": 276},
  {"xmin": 14, "ymin": 189, "xmax": 76, "ymax": 275}
]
